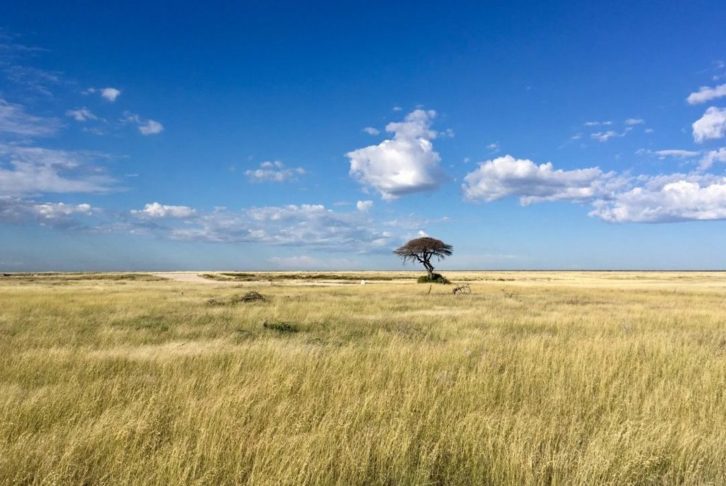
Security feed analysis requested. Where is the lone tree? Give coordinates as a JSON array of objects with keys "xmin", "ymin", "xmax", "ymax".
[{"xmin": 394, "ymin": 237, "xmax": 453, "ymax": 281}]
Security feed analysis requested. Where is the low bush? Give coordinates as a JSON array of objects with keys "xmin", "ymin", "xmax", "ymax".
[{"xmin": 417, "ymin": 273, "xmax": 451, "ymax": 284}]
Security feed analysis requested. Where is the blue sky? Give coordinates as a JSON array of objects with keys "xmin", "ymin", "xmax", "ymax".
[{"xmin": 1, "ymin": 1, "xmax": 726, "ymax": 271}]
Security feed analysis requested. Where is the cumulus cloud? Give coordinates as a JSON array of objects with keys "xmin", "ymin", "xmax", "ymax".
[
  {"xmin": 687, "ymin": 84, "xmax": 726, "ymax": 105},
  {"xmin": 699, "ymin": 148, "xmax": 726, "ymax": 170},
  {"xmin": 86, "ymin": 87, "xmax": 121, "ymax": 102},
  {"xmin": 356, "ymin": 200, "xmax": 373, "ymax": 212},
  {"xmin": 0, "ymin": 144, "xmax": 114, "ymax": 195},
  {"xmin": 347, "ymin": 109, "xmax": 445, "ymax": 199},
  {"xmin": 692, "ymin": 106, "xmax": 726, "ymax": 143},
  {"xmin": 0, "ymin": 98, "xmax": 59, "ymax": 137},
  {"xmin": 245, "ymin": 161, "xmax": 305, "ymax": 183},
  {"xmin": 462, "ymin": 154, "xmax": 726, "ymax": 223},
  {"xmin": 590, "ymin": 174, "xmax": 726, "ymax": 222},
  {"xmin": 462, "ymin": 155, "xmax": 618, "ymax": 205},
  {"xmin": 131, "ymin": 202, "xmax": 196, "ymax": 219},
  {"xmin": 66, "ymin": 107, "xmax": 97, "ymax": 122}
]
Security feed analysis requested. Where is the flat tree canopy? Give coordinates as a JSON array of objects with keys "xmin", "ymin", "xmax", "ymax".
[{"xmin": 394, "ymin": 237, "xmax": 453, "ymax": 278}]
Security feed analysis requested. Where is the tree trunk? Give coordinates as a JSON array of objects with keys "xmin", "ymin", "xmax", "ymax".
[{"xmin": 423, "ymin": 259, "xmax": 434, "ymax": 279}]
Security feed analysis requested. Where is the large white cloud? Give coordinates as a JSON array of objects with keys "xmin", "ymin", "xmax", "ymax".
[
  {"xmin": 687, "ymin": 84, "xmax": 726, "ymax": 105},
  {"xmin": 347, "ymin": 109, "xmax": 445, "ymax": 199},
  {"xmin": 590, "ymin": 175, "xmax": 726, "ymax": 222},
  {"xmin": 692, "ymin": 106, "xmax": 726, "ymax": 143},
  {"xmin": 461, "ymin": 155, "xmax": 726, "ymax": 223},
  {"xmin": 462, "ymin": 155, "xmax": 617, "ymax": 205}
]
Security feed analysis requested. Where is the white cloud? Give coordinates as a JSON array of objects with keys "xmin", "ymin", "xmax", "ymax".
[
  {"xmin": 461, "ymin": 153, "xmax": 726, "ymax": 223},
  {"xmin": 0, "ymin": 144, "xmax": 113, "ymax": 195},
  {"xmin": 0, "ymin": 196, "xmax": 95, "ymax": 227},
  {"xmin": 699, "ymin": 148, "xmax": 726, "ymax": 170},
  {"xmin": 138, "ymin": 119, "xmax": 163, "ymax": 135},
  {"xmin": 650, "ymin": 149, "xmax": 701, "ymax": 159},
  {"xmin": 347, "ymin": 109, "xmax": 445, "ymax": 199},
  {"xmin": 131, "ymin": 202, "xmax": 196, "ymax": 219},
  {"xmin": 624, "ymin": 118, "xmax": 645, "ymax": 126},
  {"xmin": 0, "ymin": 98, "xmax": 59, "ymax": 137},
  {"xmin": 66, "ymin": 107, "xmax": 97, "ymax": 122},
  {"xmin": 362, "ymin": 127, "xmax": 380, "ymax": 136},
  {"xmin": 692, "ymin": 106, "xmax": 726, "ymax": 143},
  {"xmin": 687, "ymin": 84, "xmax": 726, "ymax": 105},
  {"xmin": 591, "ymin": 130, "xmax": 621, "ymax": 142},
  {"xmin": 245, "ymin": 161, "xmax": 305, "ymax": 183},
  {"xmin": 590, "ymin": 174, "xmax": 726, "ymax": 222},
  {"xmin": 162, "ymin": 203, "xmax": 394, "ymax": 251},
  {"xmin": 462, "ymin": 155, "xmax": 617, "ymax": 205},
  {"xmin": 356, "ymin": 200, "xmax": 373, "ymax": 212},
  {"xmin": 584, "ymin": 121, "xmax": 612, "ymax": 127},
  {"xmin": 101, "ymin": 87, "xmax": 121, "ymax": 102},
  {"xmin": 85, "ymin": 87, "xmax": 121, "ymax": 102},
  {"xmin": 32, "ymin": 202, "xmax": 93, "ymax": 219},
  {"xmin": 123, "ymin": 113, "xmax": 164, "ymax": 135}
]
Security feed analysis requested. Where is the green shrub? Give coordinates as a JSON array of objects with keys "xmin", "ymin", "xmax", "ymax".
[{"xmin": 417, "ymin": 273, "xmax": 451, "ymax": 284}]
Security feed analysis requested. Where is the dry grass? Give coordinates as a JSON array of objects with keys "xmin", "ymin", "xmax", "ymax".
[{"xmin": 1, "ymin": 271, "xmax": 725, "ymax": 484}]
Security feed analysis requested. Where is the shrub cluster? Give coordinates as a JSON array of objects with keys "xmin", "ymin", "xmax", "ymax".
[{"xmin": 416, "ymin": 273, "xmax": 451, "ymax": 284}]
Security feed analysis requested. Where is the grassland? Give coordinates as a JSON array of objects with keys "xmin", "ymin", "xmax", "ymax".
[{"xmin": 1, "ymin": 271, "xmax": 725, "ymax": 484}]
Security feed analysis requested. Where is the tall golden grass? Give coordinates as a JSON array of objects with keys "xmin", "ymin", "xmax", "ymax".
[{"xmin": 1, "ymin": 271, "xmax": 725, "ymax": 484}]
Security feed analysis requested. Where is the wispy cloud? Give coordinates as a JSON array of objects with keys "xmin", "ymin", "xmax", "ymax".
[
  {"xmin": 156, "ymin": 203, "xmax": 395, "ymax": 251},
  {"xmin": 123, "ymin": 112, "xmax": 164, "ymax": 135},
  {"xmin": 591, "ymin": 130, "xmax": 621, "ymax": 142},
  {"xmin": 356, "ymin": 200, "xmax": 373, "ymax": 212},
  {"xmin": 624, "ymin": 118, "xmax": 645, "ymax": 126},
  {"xmin": 0, "ymin": 98, "xmax": 60, "ymax": 137},
  {"xmin": 66, "ymin": 107, "xmax": 97, "ymax": 122},
  {"xmin": 245, "ymin": 161, "xmax": 305, "ymax": 183},
  {"xmin": 699, "ymin": 148, "xmax": 726, "ymax": 170},
  {"xmin": 637, "ymin": 149, "xmax": 701, "ymax": 160},
  {"xmin": 0, "ymin": 196, "xmax": 95, "ymax": 228},
  {"xmin": 362, "ymin": 127, "xmax": 380, "ymax": 135},
  {"xmin": 0, "ymin": 144, "xmax": 114, "ymax": 195},
  {"xmin": 687, "ymin": 84, "xmax": 726, "ymax": 105}
]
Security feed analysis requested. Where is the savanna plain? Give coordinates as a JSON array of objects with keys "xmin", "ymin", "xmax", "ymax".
[{"xmin": 1, "ymin": 271, "xmax": 725, "ymax": 485}]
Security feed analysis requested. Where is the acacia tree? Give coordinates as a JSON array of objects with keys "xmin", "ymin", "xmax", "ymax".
[{"xmin": 394, "ymin": 237, "xmax": 453, "ymax": 280}]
